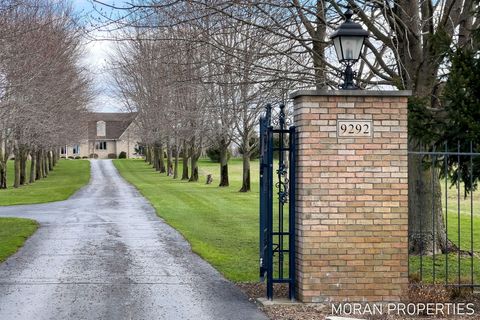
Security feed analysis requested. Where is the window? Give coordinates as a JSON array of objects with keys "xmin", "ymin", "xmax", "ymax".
[
  {"xmin": 95, "ymin": 141, "xmax": 107, "ymax": 150},
  {"xmin": 61, "ymin": 146, "xmax": 67, "ymax": 154},
  {"xmin": 96, "ymin": 121, "xmax": 106, "ymax": 137},
  {"xmin": 72, "ymin": 145, "xmax": 80, "ymax": 154}
]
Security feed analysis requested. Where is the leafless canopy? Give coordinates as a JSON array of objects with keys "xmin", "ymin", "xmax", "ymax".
[{"xmin": 0, "ymin": 0, "xmax": 92, "ymax": 188}]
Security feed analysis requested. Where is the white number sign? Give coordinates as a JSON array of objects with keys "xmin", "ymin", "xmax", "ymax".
[{"xmin": 337, "ymin": 120, "xmax": 372, "ymax": 137}]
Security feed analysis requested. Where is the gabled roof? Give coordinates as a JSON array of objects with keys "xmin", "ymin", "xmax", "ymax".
[{"xmin": 88, "ymin": 112, "xmax": 137, "ymax": 140}]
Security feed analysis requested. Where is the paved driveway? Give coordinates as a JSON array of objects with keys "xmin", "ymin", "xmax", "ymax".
[{"xmin": 0, "ymin": 160, "xmax": 266, "ymax": 320}]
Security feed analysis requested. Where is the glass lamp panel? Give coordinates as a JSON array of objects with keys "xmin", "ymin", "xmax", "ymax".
[
  {"xmin": 340, "ymin": 36, "xmax": 364, "ymax": 61},
  {"xmin": 333, "ymin": 37, "xmax": 343, "ymax": 61}
]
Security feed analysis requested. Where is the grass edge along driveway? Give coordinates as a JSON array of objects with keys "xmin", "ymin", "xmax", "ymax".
[
  {"xmin": 114, "ymin": 158, "xmax": 259, "ymax": 282},
  {"xmin": 0, "ymin": 217, "xmax": 38, "ymax": 262},
  {"xmin": 0, "ymin": 159, "xmax": 89, "ymax": 261},
  {"xmin": 1, "ymin": 159, "xmax": 91, "ymax": 206}
]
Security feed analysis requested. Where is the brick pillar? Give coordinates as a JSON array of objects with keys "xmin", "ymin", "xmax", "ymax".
[{"xmin": 292, "ymin": 90, "xmax": 411, "ymax": 303}]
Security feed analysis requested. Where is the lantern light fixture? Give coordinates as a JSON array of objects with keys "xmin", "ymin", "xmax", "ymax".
[{"xmin": 330, "ymin": 6, "xmax": 369, "ymax": 89}]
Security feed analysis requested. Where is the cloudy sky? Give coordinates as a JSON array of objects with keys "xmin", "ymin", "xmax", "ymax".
[{"xmin": 74, "ymin": 0, "xmax": 123, "ymax": 113}]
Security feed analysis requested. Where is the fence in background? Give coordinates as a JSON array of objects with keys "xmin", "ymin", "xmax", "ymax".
[{"xmin": 408, "ymin": 142, "xmax": 480, "ymax": 289}]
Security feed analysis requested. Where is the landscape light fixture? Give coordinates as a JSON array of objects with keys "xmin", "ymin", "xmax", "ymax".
[{"xmin": 330, "ymin": 6, "xmax": 369, "ymax": 89}]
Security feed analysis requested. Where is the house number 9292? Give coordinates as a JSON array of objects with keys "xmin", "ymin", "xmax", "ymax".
[{"xmin": 337, "ymin": 120, "xmax": 372, "ymax": 137}]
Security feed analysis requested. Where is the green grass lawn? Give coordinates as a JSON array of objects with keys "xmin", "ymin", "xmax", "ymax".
[
  {"xmin": 409, "ymin": 215, "xmax": 480, "ymax": 286},
  {"xmin": 443, "ymin": 180, "xmax": 480, "ymax": 252},
  {"xmin": 0, "ymin": 217, "xmax": 38, "ymax": 262},
  {"xmin": 409, "ymin": 254, "xmax": 480, "ymax": 285},
  {"xmin": 114, "ymin": 158, "xmax": 480, "ymax": 285},
  {"xmin": 446, "ymin": 212, "xmax": 480, "ymax": 252},
  {"xmin": 114, "ymin": 158, "xmax": 260, "ymax": 282},
  {"xmin": 410, "ymin": 179, "xmax": 480, "ymax": 285},
  {"xmin": 0, "ymin": 159, "xmax": 90, "ymax": 206}
]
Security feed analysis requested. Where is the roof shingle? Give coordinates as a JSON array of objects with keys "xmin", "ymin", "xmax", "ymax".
[{"xmin": 87, "ymin": 112, "xmax": 137, "ymax": 140}]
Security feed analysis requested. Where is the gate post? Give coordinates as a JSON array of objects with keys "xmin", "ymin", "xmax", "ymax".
[{"xmin": 291, "ymin": 90, "xmax": 410, "ymax": 303}]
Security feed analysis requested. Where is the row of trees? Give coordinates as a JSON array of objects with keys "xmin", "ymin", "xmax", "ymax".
[
  {"xmin": 0, "ymin": 0, "xmax": 91, "ymax": 189},
  {"xmin": 101, "ymin": 0, "xmax": 478, "ymax": 252},
  {"xmin": 108, "ymin": 3, "xmax": 299, "ymax": 191}
]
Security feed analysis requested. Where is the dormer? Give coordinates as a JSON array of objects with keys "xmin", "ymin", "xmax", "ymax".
[{"xmin": 96, "ymin": 121, "xmax": 106, "ymax": 137}]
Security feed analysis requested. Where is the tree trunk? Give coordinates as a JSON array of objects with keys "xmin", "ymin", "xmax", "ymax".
[
  {"xmin": 29, "ymin": 151, "xmax": 36, "ymax": 184},
  {"xmin": 153, "ymin": 146, "xmax": 160, "ymax": 171},
  {"xmin": 40, "ymin": 150, "xmax": 45, "ymax": 178},
  {"xmin": 408, "ymin": 146, "xmax": 450, "ymax": 255},
  {"xmin": 189, "ymin": 155, "xmax": 199, "ymax": 182},
  {"xmin": 43, "ymin": 151, "xmax": 49, "ymax": 177},
  {"xmin": 181, "ymin": 141, "xmax": 189, "ymax": 180},
  {"xmin": 146, "ymin": 145, "xmax": 151, "ymax": 164},
  {"xmin": 13, "ymin": 151, "xmax": 20, "ymax": 188},
  {"xmin": 0, "ymin": 131, "xmax": 5, "ymax": 189},
  {"xmin": 36, "ymin": 150, "xmax": 42, "ymax": 180},
  {"xmin": 0, "ymin": 143, "xmax": 7, "ymax": 188},
  {"xmin": 52, "ymin": 149, "xmax": 57, "ymax": 167},
  {"xmin": 407, "ymin": 68, "xmax": 448, "ymax": 255},
  {"xmin": 159, "ymin": 143, "xmax": 166, "ymax": 173},
  {"xmin": 47, "ymin": 150, "xmax": 53, "ymax": 171},
  {"xmin": 173, "ymin": 144, "xmax": 179, "ymax": 179},
  {"xmin": 166, "ymin": 141, "xmax": 173, "ymax": 176},
  {"xmin": 312, "ymin": 16, "xmax": 327, "ymax": 89},
  {"xmin": 218, "ymin": 144, "xmax": 229, "ymax": 187},
  {"xmin": 188, "ymin": 139, "xmax": 199, "ymax": 182},
  {"xmin": 390, "ymin": 0, "xmax": 451, "ymax": 255},
  {"xmin": 20, "ymin": 148, "xmax": 27, "ymax": 185},
  {"xmin": 0, "ymin": 164, "xmax": 6, "ymax": 189},
  {"xmin": 239, "ymin": 153, "xmax": 251, "ymax": 192}
]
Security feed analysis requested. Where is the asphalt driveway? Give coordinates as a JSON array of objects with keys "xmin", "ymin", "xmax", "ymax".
[{"xmin": 0, "ymin": 160, "xmax": 267, "ymax": 320}]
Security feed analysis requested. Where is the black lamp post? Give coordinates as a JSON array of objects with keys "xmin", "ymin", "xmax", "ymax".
[{"xmin": 330, "ymin": 7, "xmax": 369, "ymax": 89}]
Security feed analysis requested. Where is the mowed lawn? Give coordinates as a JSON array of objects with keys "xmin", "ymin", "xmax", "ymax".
[
  {"xmin": 0, "ymin": 159, "xmax": 90, "ymax": 262},
  {"xmin": 443, "ymin": 181, "xmax": 480, "ymax": 252},
  {"xmin": 0, "ymin": 159, "xmax": 91, "ymax": 206},
  {"xmin": 410, "ymin": 218, "xmax": 480, "ymax": 285},
  {"xmin": 114, "ymin": 158, "xmax": 259, "ymax": 282},
  {"xmin": 409, "ymin": 253, "xmax": 480, "ymax": 285},
  {"xmin": 0, "ymin": 217, "xmax": 38, "ymax": 262},
  {"xmin": 410, "ymin": 180, "xmax": 480, "ymax": 285}
]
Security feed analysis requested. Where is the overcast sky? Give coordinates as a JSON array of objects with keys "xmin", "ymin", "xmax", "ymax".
[{"xmin": 74, "ymin": 0, "xmax": 123, "ymax": 113}]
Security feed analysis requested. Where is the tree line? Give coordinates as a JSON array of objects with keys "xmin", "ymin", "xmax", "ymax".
[
  {"xmin": 101, "ymin": 0, "xmax": 479, "ymax": 253},
  {"xmin": 0, "ymin": 0, "xmax": 91, "ymax": 189},
  {"xmin": 108, "ymin": 3, "xmax": 300, "ymax": 191}
]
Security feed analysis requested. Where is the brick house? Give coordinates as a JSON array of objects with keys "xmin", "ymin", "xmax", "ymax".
[{"xmin": 61, "ymin": 112, "xmax": 141, "ymax": 159}]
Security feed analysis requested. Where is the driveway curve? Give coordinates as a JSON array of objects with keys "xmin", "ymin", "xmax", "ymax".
[{"xmin": 0, "ymin": 160, "xmax": 266, "ymax": 320}]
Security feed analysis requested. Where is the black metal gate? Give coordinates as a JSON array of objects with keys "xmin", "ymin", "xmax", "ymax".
[{"xmin": 259, "ymin": 104, "xmax": 296, "ymax": 300}]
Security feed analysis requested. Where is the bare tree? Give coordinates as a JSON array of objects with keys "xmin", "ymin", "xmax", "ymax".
[{"xmin": 0, "ymin": 0, "xmax": 91, "ymax": 189}]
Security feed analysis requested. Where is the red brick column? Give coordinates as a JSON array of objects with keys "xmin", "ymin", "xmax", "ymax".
[{"xmin": 292, "ymin": 90, "xmax": 411, "ymax": 303}]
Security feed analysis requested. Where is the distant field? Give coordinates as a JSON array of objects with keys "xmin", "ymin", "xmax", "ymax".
[{"xmin": 0, "ymin": 159, "xmax": 90, "ymax": 206}]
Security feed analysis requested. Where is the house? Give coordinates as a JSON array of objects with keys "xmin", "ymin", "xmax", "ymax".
[{"xmin": 61, "ymin": 112, "xmax": 141, "ymax": 159}]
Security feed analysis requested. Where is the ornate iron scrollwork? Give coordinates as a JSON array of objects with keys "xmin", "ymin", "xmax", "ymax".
[{"xmin": 259, "ymin": 103, "xmax": 297, "ymax": 301}]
